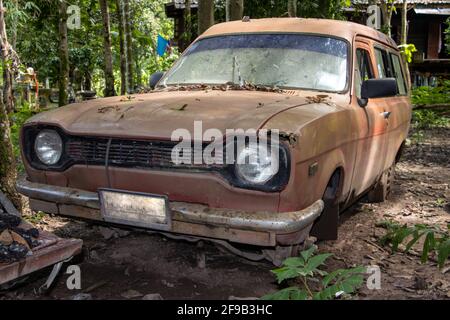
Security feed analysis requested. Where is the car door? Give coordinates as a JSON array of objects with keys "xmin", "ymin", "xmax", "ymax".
[
  {"xmin": 349, "ymin": 39, "xmax": 389, "ymax": 197},
  {"xmin": 373, "ymin": 47, "xmax": 412, "ymax": 170}
]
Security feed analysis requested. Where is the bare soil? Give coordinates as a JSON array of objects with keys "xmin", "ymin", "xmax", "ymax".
[{"xmin": 1, "ymin": 128, "xmax": 449, "ymax": 300}]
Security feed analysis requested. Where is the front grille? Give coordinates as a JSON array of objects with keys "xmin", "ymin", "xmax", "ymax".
[{"xmin": 66, "ymin": 137, "xmax": 224, "ymax": 169}]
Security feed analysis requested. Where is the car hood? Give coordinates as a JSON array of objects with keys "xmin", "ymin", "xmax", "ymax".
[{"xmin": 26, "ymin": 90, "xmax": 325, "ymax": 140}]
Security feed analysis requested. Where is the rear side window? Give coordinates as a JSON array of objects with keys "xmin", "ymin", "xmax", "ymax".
[
  {"xmin": 355, "ymin": 49, "xmax": 374, "ymax": 98},
  {"xmin": 390, "ymin": 53, "xmax": 407, "ymax": 95},
  {"xmin": 374, "ymin": 48, "xmax": 394, "ymax": 78}
]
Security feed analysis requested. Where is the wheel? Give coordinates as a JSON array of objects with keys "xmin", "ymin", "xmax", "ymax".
[{"xmin": 367, "ymin": 163, "xmax": 395, "ymax": 203}]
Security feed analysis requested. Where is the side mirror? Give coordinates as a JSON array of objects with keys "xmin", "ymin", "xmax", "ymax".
[
  {"xmin": 358, "ymin": 78, "xmax": 398, "ymax": 107},
  {"xmin": 361, "ymin": 78, "xmax": 398, "ymax": 99},
  {"xmin": 149, "ymin": 71, "xmax": 165, "ymax": 89}
]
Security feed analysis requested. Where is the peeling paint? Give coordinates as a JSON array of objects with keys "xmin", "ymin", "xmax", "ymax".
[{"xmin": 279, "ymin": 130, "xmax": 299, "ymax": 147}]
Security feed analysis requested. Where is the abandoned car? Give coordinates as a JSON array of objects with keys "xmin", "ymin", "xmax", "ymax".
[{"xmin": 17, "ymin": 18, "xmax": 412, "ymax": 263}]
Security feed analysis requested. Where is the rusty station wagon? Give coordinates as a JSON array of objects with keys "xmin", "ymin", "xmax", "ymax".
[{"xmin": 17, "ymin": 18, "xmax": 412, "ymax": 264}]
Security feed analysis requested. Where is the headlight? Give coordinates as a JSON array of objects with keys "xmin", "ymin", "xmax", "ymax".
[
  {"xmin": 235, "ymin": 143, "xmax": 279, "ymax": 184},
  {"xmin": 34, "ymin": 129, "xmax": 63, "ymax": 165}
]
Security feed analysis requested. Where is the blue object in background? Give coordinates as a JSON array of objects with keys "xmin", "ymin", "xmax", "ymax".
[{"xmin": 157, "ymin": 34, "xmax": 169, "ymax": 57}]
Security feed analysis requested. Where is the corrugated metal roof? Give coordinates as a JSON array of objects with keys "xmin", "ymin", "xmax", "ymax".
[
  {"xmin": 353, "ymin": 0, "xmax": 450, "ymax": 4},
  {"xmin": 170, "ymin": 0, "xmax": 199, "ymax": 9},
  {"xmin": 414, "ymin": 7, "xmax": 450, "ymax": 13}
]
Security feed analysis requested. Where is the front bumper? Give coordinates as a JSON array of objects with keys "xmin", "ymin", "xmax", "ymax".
[{"xmin": 17, "ymin": 176, "xmax": 323, "ymax": 247}]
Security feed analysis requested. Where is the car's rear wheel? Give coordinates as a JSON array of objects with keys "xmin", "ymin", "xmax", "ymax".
[{"xmin": 367, "ymin": 163, "xmax": 395, "ymax": 203}]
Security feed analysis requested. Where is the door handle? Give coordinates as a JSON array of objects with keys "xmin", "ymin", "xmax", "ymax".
[{"xmin": 380, "ymin": 111, "xmax": 391, "ymax": 119}]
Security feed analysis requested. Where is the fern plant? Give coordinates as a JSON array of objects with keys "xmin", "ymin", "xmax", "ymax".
[
  {"xmin": 262, "ymin": 246, "xmax": 365, "ymax": 300},
  {"xmin": 377, "ymin": 221, "xmax": 450, "ymax": 269}
]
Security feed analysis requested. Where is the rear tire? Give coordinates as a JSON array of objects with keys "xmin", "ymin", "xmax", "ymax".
[{"xmin": 367, "ymin": 164, "xmax": 395, "ymax": 203}]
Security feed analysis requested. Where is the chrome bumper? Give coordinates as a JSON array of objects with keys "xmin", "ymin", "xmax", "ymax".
[{"xmin": 17, "ymin": 176, "xmax": 323, "ymax": 246}]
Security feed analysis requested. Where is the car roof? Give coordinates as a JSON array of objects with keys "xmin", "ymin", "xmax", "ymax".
[{"xmin": 199, "ymin": 18, "xmax": 398, "ymax": 49}]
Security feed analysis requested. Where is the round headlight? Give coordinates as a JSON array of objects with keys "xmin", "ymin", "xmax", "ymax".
[
  {"xmin": 34, "ymin": 130, "xmax": 63, "ymax": 165},
  {"xmin": 235, "ymin": 143, "xmax": 279, "ymax": 184}
]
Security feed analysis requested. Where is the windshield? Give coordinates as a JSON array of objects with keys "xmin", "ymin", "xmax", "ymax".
[{"xmin": 160, "ymin": 34, "xmax": 348, "ymax": 92}]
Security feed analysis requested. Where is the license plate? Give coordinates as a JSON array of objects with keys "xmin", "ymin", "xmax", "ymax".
[{"xmin": 99, "ymin": 189, "xmax": 171, "ymax": 230}]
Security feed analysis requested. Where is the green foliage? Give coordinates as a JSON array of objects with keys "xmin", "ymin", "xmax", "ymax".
[
  {"xmin": 398, "ymin": 44, "xmax": 417, "ymax": 63},
  {"xmin": 411, "ymin": 80, "xmax": 450, "ymax": 106},
  {"xmin": 261, "ymin": 246, "xmax": 365, "ymax": 300},
  {"xmin": 23, "ymin": 211, "xmax": 46, "ymax": 224},
  {"xmin": 409, "ymin": 130, "xmax": 425, "ymax": 144},
  {"xmin": 7, "ymin": 0, "xmax": 177, "ymax": 92},
  {"xmin": 5, "ymin": 0, "xmax": 352, "ymax": 94},
  {"xmin": 412, "ymin": 110, "xmax": 449, "ymax": 129},
  {"xmin": 8, "ymin": 101, "xmax": 36, "ymax": 172},
  {"xmin": 445, "ymin": 17, "xmax": 450, "ymax": 55},
  {"xmin": 377, "ymin": 220, "xmax": 450, "ymax": 269}
]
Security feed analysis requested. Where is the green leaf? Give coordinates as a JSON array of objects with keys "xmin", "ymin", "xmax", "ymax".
[
  {"xmin": 261, "ymin": 287, "xmax": 308, "ymax": 300},
  {"xmin": 322, "ymin": 269, "xmax": 342, "ymax": 287},
  {"xmin": 271, "ymin": 267, "xmax": 300, "ymax": 284},
  {"xmin": 342, "ymin": 274, "xmax": 364, "ymax": 289},
  {"xmin": 405, "ymin": 229, "xmax": 426, "ymax": 252},
  {"xmin": 314, "ymin": 283, "xmax": 341, "ymax": 300},
  {"xmin": 392, "ymin": 226, "xmax": 415, "ymax": 252},
  {"xmin": 304, "ymin": 253, "xmax": 332, "ymax": 273},
  {"xmin": 320, "ymin": 266, "xmax": 365, "ymax": 299},
  {"xmin": 437, "ymin": 239, "xmax": 450, "ymax": 269},
  {"xmin": 421, "ymin": 232, "xmax": 436, "ymax": 263},
  {"xmin": 300, "ymin": 245, "xmax": 317, "ymax": 262},
  {"xmin": 282, "ymin": 257, "xmax": 305, "ymax": 268}
]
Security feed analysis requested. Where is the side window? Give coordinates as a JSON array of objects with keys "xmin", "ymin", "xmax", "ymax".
[
  {"xmin": 355, "ymin": 48, "xmax": 374, "ymax": 98},
  {"xmin": 390, "ymin": 53, "xmax": 407, "ymax": 95},
  {"xmin": 374, "ymin": 48, "xmax": 394, "ymax": 78}
]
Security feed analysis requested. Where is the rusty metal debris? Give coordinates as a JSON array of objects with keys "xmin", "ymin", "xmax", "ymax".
[
  {"xmin": 0, "ymin": 211, "xmax": 40, "ymax": 263},
  {"xmin": 98, "ymin": 105, "xmax": 120, "ymax": 113},
  {"xmin": 0, "ymin": 195, "xmax": 83, "ymax": 287},
  {"xmin": 306, "ymin": 94, "xmax": 330, "ymax": 103},
  {"xmin": 171, "ymin": 103, "xmax": 188, "ymax": 111},
  {"xmin": 279, "ymin": 130, "xmax": 299, "ymax": 147},
  {"xmin": 119, "ymin": 95, "xmax": 135, "ymax": 102}
]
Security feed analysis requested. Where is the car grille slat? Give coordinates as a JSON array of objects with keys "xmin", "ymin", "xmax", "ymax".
[{"xmin": 66, "ymin": 137, "xmax": 224, "ymax": 169}]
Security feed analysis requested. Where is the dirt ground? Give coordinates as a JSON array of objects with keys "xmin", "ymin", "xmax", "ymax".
[{"xmin": 1, "ymin": 128, "xmax": 449, "ymax": 300}]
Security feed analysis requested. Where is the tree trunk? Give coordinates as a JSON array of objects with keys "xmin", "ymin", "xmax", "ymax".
[
  {"xmin": 380, "ymin": 1, "xmax": 393, "ymax": 37},
  {"xmin": 0, "ymin": 0, "xmax": 14, "ymax": 113},
  {"xmin": 287, "ymin": 0, "xmax": 297, "ymax": 17},
  {"xmin": 58, "ymin": 0, "xmax": 69, "ymax": 106},
  {"xmin": 135, "ymin": 56, "xmax": 141, "ymax": 87},
  {"xmin": 401, "ymin": 0, "xmax": 408, "ymax": 45},
  {"xmin": 116, "ymin": 0, "xmax": 126, "ymax": 95},
  {"xmin": 0, "ymin": 3, "xmax": 21, "ymax": 209},
  {"xmin": 10, "ymin": 0, "xmax": 18, "ymax": 49},
  {"xmin": 401, "ymin": 0, "xmax": 411, "ymax": 89},
  {"xmin": 228, "ymin": 0, "xmax": 243, "ymax": 21},
  {"xmin": 198, "ymin": 0, "xmax": 214, "ymax": 34},
  {"xmin": 123, "ymin": 0, "xmax": 133, "ymax": 93},
  {"xmin": 0, "ymin": 91, "xmax": 20, "ymax": 210},
  {"xmin": 182, "ymin": 0, "xmax": 192, "ymax": 51},
  {"xmin": 99, "ymin": 0, "xmax": 116, "ymax": 97}
]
